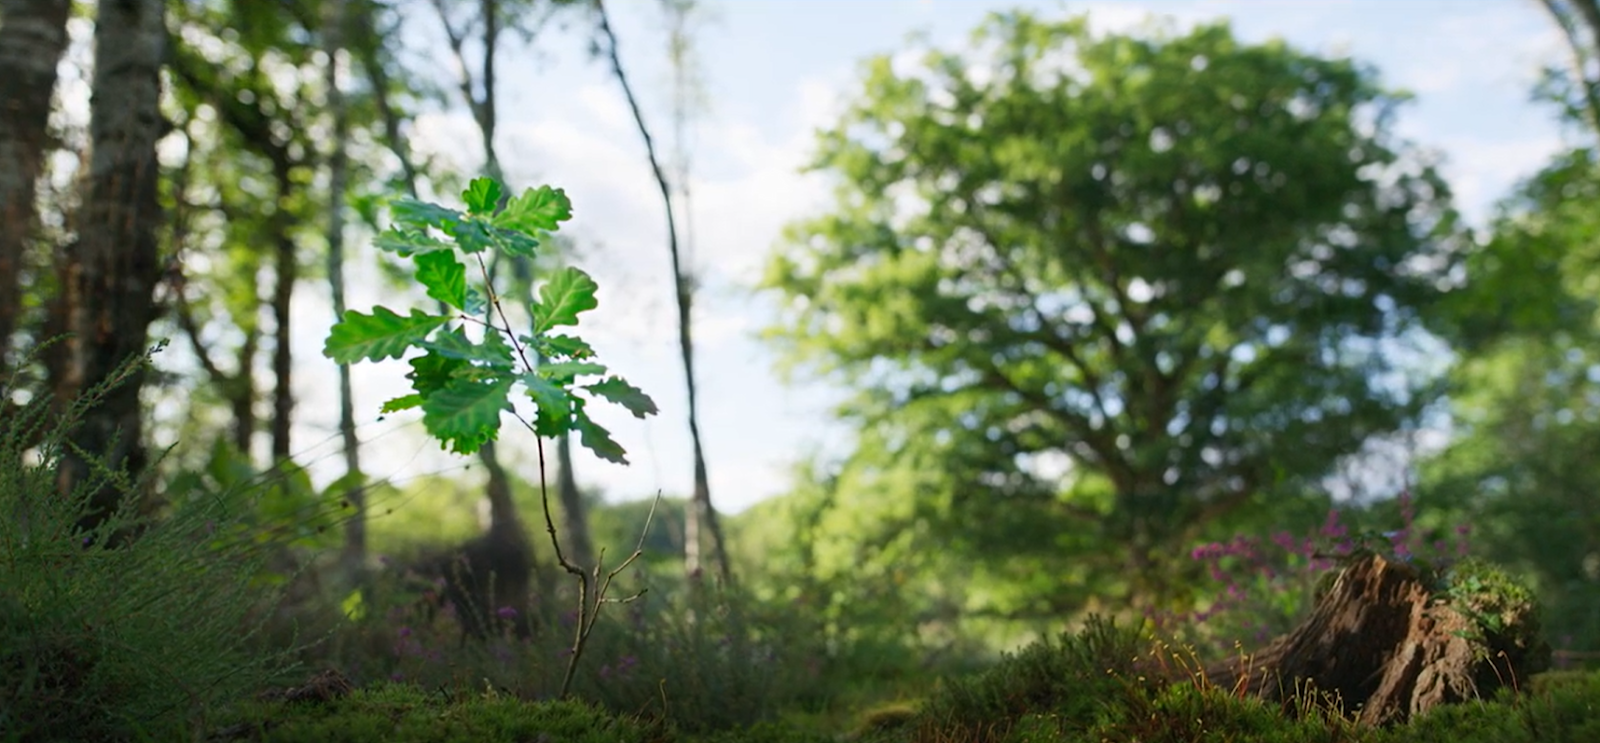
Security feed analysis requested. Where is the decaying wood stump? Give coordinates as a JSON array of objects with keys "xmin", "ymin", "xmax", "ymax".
[{"xmin": 1203, "ymin": 552, "xmax": 1549, "ymax": 726}]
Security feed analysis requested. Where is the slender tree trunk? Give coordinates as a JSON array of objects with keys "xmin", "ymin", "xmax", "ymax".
[
  {"xmin": 323, "ymin": 0, "xmax": 367, "ymax": 573},
  {"xmin": 54, "ymin": 0, "xmax": 167, "ymax": 535},
  {"xmin": 270, "ymin": 217, "xmax": 294, "ymax": 461},
  {"xmin": 352, "ymin": 0, "xmax": 421, "ymax": 199},
  {"xmin": 0, "ymin": 0, "xmax": 72, "ymax": 367},
  {"xmin": 555, "ymin": 409, "xmax": 594, "ymax": 567},
  {"xmin": 593, "ymin": 0, "xmax": 729, "ymax": 582}
]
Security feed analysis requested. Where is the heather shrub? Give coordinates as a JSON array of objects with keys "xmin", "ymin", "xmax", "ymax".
[
  {"xmin": 0, "ymin": 352, "xmax": 292, "ymax": 741},
  {"xmin": 1157, "ymin": 491, "xmax": 1474, "ymax": 660}
]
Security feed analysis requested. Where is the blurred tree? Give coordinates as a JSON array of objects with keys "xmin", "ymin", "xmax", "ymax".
[
  {"xmin": 0, "ymin": 0, "xmax": 72, "ymax": 377},
  {"xmin": 322, "ymin": 0, "xmax": 368, "ymax": 576},
  {"xmin": 1538, "ymin": 0, "xmax": 1600, "ymax": 137},
  {"xmin": 49, "ymin": 0, "xmax": 168, "ymax": 534},
  {"xmin": 166, "ymin": 0, "xmax": 337, "ymax": 465},
  {"xmin": 1423, "ymin": 147, "xmax": 1600, "ymax": 657},
  {"xmin": 763, "ymin": 13, "xmax": 1462, "ymax": 604},
  {"xmin": 592, "ymin": 0, "xmax": 731, "ymax": 583}
]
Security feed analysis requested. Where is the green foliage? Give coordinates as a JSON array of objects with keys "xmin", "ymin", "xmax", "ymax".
[
  {"xmin": 914, "ymin": 617, "xmax": 1155, "ymax": 740},
  {"xmin": 1420, "ymin": 147, "xmax": 1600, "ymax": 659},
  {"xmin": 221, "ymin": 684, "xmax": 659, "ymax": 743},
  {"xmin": 1436, "ymin": 558, "xmax": 1550, "ymax": 667},
  {"xmin": 568, "ymin": 581, "xmax": 835, "ymax": 732},
  {"xmin": 0, "ymin": 352, "xmax": 293, "ymax": 741},
  {"xmin": 324, "ymin": 177, "xmax": 656, "ymax": 458},
  {"xmin": 762, "ymin": 10, "xmax": 1463, "ymax": 603},
  {"xmin": 294, "ymin": 563, "xmax": 844, "ymax": 734}
]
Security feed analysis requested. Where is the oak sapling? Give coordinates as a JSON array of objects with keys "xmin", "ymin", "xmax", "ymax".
[{"xmin": 324, "ymin": 176, "xmax": 660, "ymax": 698}]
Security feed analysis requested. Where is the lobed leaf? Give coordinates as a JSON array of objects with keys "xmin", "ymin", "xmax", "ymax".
[
  {"xmin": 324, "ymin": 307, "xmax": 449, "ymax": 363},
  {"xmin": 421, "ymin": 376, "xmax": 515, "ymax": 454},
  {"xmin": 494, "ymin": 227, "xmax": 542, "ymax": 258},
  {"xmin": 407, "ymin": 350, "xmax": 466, "ymax": 397},
  {"xmin": 450, "ymin": 219, "xmax": 496, "ymax": 254},
  {"xmin": 586, "ymin": 377, "xmax": 658, "ymax": 419},
  {"xmin": 537, "ymin": 334, "xmax": 596, "ymax": 360},
  {"xmin": 522, "ymin": 374, "xmax": 575, "ymax": 437},
  {"xmin": 532, "ymin": 267, "xmax": 599, "ymax": 333},
  {"xmin": 373, "ymin": 227, "xmax": 452, "ymax": 256},
  {"xmin": 463, "ymin": 177, "xmax": 504, "ymax": 216},
  {"xmin": 576, "ymin": 416, "xmax": 629, "ymax": 464},
  {"xmin": 537, "ymin": 361, "xmax": 608, "ymax": 383},
  {"xmin": 391, "ymin": 199, "xmax": 463, "ymax": 231},
  {"xmin": 415, "ymin": 250, "xmax": 468, "ymax": 310},
  {"xmin": 379, "ymin": 394, "xmax": 423, "ymax": 413},
  {"xmin": 497, "ymin": 185, "xmax": 573, "ymax": 234},
  {"xmin": 418, "ymin": 326, "xmax": 515, "ymax": 370}
]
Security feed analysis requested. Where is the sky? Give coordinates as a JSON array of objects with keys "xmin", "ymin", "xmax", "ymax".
[{"xmin": 288, "ymin": 0, "xmax": 1583, "ymax": 517}]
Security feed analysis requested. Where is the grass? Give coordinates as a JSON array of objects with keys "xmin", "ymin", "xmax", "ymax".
[
  {"xmin": 7, "ymin": 353, "xmax": 1598, "ymax": 741},
  {"xmin": 203, "ymin": 635, "xmax": 1600, "ymax": 743}
]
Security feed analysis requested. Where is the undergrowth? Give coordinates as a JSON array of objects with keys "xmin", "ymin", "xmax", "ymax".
[{"xmin": 0, "ymin": 351, "xmax": 296, "ymax": 742}]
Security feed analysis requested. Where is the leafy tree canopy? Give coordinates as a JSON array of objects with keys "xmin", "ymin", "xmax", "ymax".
[
  {"xmin": 762, "ymin": 12, "xmax": 1463, "ymax": 601},
  {"xmin": 1422, "ymin": 146, "xmax": 1600, "ymax": 651}
]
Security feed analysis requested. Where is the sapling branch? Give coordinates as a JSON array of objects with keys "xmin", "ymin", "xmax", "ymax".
[{"xmin": 323, "ymin": 176, "xmax": 658, "ymax": 700}]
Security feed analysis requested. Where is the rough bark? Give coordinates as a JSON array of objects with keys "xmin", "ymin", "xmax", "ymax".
[
  {"xmin": 53, "ymin": 0, "xmax": 168, "ymax": 535},
  {"xmin": 0, "ymin": 0, "xmax": 72, "ymax": 366},
  {"xmin": 1204, "ymin": 553, "xmax": 1550, "ymax": 726}
]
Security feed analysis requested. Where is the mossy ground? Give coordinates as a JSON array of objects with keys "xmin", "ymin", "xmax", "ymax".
[{"xmin": 206, "ymin": 657, "xmax": 1600, "ymax": 743}]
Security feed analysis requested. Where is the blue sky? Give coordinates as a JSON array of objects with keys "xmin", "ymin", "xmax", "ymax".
[{"xmin": 292, "ymin": 1, "xmax": 1583, "ymax": 518}]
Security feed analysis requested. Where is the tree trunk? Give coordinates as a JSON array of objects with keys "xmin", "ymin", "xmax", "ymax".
[
  {"xmin": 323, "ymin": 0, "xmax": 366, "ymax": 575},
  {"xmin": 1204, "ymin": 553, "xmax": 1551, "ymax": 726},
  {"xmin": 270, "ymin": 198, "xmax": 295, "ymax": 462},
  {"xmin": 53, "ymin": 0, "xmax": 168, "ymax": 535},
  {"xmin": 593, "ymin": 0, "xmax": 730, "ymax": 583},
  {"xmin": 0, "ymin": 0, "xmax": 72, "ymax": 366},
  {"xmin": 556, "ymin": 434, "xmax": 594, "ymax": 568}
]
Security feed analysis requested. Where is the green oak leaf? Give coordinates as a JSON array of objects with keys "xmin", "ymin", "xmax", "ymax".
[
  {"xmin": 415, "ymin": 250, "xmax": 468, "ymax": 310},
  {"xmin": 532, "ymin": 267, "xmax": 599, "ymax": 333},
  {"xmin": 536, "ymin": 334, "xmax": 595, "ymax": 360},
  {"xmin": 421, "ymin": 376, "xmax": 515, "ymax": 454},
  {"xmin": 380, "ymin": 394, "xmax": 423, "ymax": 413},
  {"xmin": 537, "ymin": 361, "xmax": 607, "ymax": 382},
  {"xmin": 585, "ymin": 377, "xmax": 658, "ymax": 419},
  {"xmin": 464, "ymin": 286, "xmax": 487, "ymax": 316},
  {"xmin": 418, "ymin": 326, "xmax": 514, "ymax": 370},
  {"xmin": 463, "ymin": 177, "xmax": 503, "ymax": 216},
  {"xmin": 494, "ymin": 227, "xmax": 541, "ymax": 258},
  {"xmin": 374, "ymin": 227, "xmax": 452, "ymax": 256},
  {"xmin": 391, "ymin": 199, "xmax": 462, "ymax": 231},
  {"xmin": 450, "ymin": 218, "xmax": 496, "ymax": 254},
  {"xmin": 325, "ymin": 307, "xmax": 448, "ymax": 363},
  {"xmin": 407, "ymin": 351, "xmax": 466, "ymax": 397},
  {"xmin": 496, "ymin": 186, "xmax": 573, "ymax": 233},
  {"xmin": 576, "ymin": 416, "xmax": 628, "ymax": 464},
  {"xmin": 522, "ymin": 374, "xmax": 575, "ymax": 436}
]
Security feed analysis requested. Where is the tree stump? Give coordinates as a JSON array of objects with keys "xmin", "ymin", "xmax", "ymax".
[{"xmin": 1203, "ymin": 552, "xmax": 1549, "ymax": 726}]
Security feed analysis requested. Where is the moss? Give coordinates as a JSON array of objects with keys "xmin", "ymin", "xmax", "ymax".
[
  {"xmin": 1438, "ymin": 558, "xmax": 1550, "ymax": 669},
  {"xmin": 214, "ymin": 683, "xmax": 661, "ymax": 743}
]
